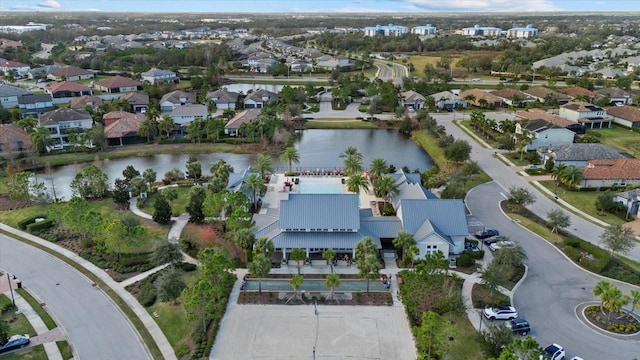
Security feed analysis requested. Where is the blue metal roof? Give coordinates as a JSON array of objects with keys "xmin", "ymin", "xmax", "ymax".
[
  {"xmin": 399, "ymin": 199, "xmax": 468, "ymax": 237},
  {"xmin": 413, "ymin": 219, "xmax": 454, "ymax": 246},
  {"xmin": 279, "ymin": 194, "xmax": 360, "ymax": 230},
  {"xmin": 360, "ymin": 217, "xmax": 403, "ymax": 238},
  {"xmin": 271, "ymin": 231, "xmax": 381, "ymax": 250}
]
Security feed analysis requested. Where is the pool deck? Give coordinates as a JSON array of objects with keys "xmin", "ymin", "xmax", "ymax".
[{"xmin": 261, "ymin": 173, "xmax": 381, "ymax": 215}]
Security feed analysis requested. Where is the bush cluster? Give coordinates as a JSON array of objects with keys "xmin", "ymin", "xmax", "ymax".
[
  {"xmin": 139, "ymin": 281, "xmax": 157, "ymax": 307},
  {"xmin": 607, "ymin": 323, "xmax": 639, "ymax": 333},
  {"xmin": 456, "ymin": 253, "xmax": 475, "ymax": 267},
  {"xmin": 18, "ymin": 214, "xmax": 47, "ymax": 230},
  {"xmin": 79, "ymin": 250, "xmax": 155, "ymax": 274},
  {"xmin": 563, "ymin": 237, "xmax": 610, "ymax": 273},
  {"xmin": 26, "ymin": 219, "xmax": 55, "ymax": 233}
]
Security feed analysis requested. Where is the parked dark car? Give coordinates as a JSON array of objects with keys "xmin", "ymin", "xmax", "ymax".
[
  {"xmin": 475, "ymin": 228, "xmax": 499, "ymax": 239},
  {"xmin": 505, "ymin": 318, "xmax": 531, "ymax": 335},
  {"xmin": 0, "ymin": 334, "xmax": 30, "ymax": 354}
]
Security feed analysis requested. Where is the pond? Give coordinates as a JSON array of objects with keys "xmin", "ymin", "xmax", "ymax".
[{"xmin": 39, "ymin": 129, "xmax": 434, "ymax": 200}]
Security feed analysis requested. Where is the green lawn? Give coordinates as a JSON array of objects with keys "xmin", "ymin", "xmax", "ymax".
[
  {"xmin": 57, "ymin": 341, "xmax": 74, "ymax": 360},
  {"xmin": 140, "ymin": 186, "xmax": 192, "ymax": 216},
  {"xmin": 444, "ymin": 312, "xmax": 485, "ymax": 360},
  {"xmin": 590, "ymin": 125, "xmax": 640, "ymax": 157},
  {"xmin": 0, "ymin": 344, "xmax": 47, "ymax": 360},
  {"xmin": 1, "ymin": 295, "xmax": 37, "ymax": 337},
  {"xmin": 16, "ymin": 288, "xmax": 56, "ymax": 330},
  {"xmin": 508, "ymin": 213, "xmax": 564, "ymax": 245},
  {"xmin": 411, "ymin": 130, "xmax": 447, "ymax": 167},
  {"xmin": 537, "ymin": 180, "xmax": 628, "ymax": 226}
]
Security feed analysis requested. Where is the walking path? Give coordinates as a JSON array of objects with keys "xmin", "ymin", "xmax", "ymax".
[{"xmin": 0, "ymin": 275, "xmax": 64, "ymax": 360}]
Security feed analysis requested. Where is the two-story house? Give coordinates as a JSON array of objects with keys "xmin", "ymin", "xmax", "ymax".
[
  {"xmin": 18, "ymin": 94, "xmax": 54, "ymax": 118},
  {"xmin": 0, "ymin": 60, "xmax": 30, "ymax": 77},
  {"xmin": 160, "ymin": 90, "xmax": 197, "ymax": 112},
  {"xmin": 141, "ymin": 68, "xmax": 180, "ymax": 85},
  {"xmin": 171, "ymin": 104, "xmax": 208, "ymax": 126},
  {"xmin": 120, "ymin": 92, "xmax": 149, "ymax": 113},
  {"xmin": 559, "ymin": 102, "xmax": 611, "ymax": 129},
  {"xmin": 0, "ymin": 124, "xmax": 31, "ymax": 159},
  {"xmin": 207, "ymin": 88, "xmax": 239, "ymax": 110},
  {"xmin": 38, "ymin": 108, "xmax": 93, "ymax": 150},
  {"xmin": 93, "ymin": 75, "xmax": 143, "ymax": 94},
  {"xmin": 244, "ymin": 89, "xmax": 278, "ymax": 109}
]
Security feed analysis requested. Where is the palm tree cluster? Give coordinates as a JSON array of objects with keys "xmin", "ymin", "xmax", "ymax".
[
  {"xmin": 550, "ymin": 163, "xmax": 583, "ymax": 192},
  {"xmin": 592, "ymin": 280, "xmax": 640, "ymax": 324}
]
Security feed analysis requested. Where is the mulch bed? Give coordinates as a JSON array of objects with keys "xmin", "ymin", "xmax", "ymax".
[
  {"xmin": 584, "ymin": 305, "xmax": 640, "ymax": 334},
  {"xmin": 237, "ymin": 291, "xmax": 393, "ymax": 306},
  {"xmin": 0, "ymin": 194, "xmax": 30, "ymax": 211}
]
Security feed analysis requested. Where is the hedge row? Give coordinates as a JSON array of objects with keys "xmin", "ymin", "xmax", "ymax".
[
  {"xmin": 18, "ymin": 214, "xmax": 47, "ymax": 230},
  {"xmin": 79, "ymin": 250, "xmax": 155, "ymax": 274},
  {"xmin": 26, "ymin": 219, "xmax": 55, "ymax": 233},
  {"xmin": 563, "ymin": 237, "xmax": 610, "ymax": 273}
]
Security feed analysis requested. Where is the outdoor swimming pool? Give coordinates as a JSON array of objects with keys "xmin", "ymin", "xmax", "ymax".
[
  {"xmin": 243, "ymin": 279, "xmax": 388, "ymax": 292},
  {"xmin": 298, "ymin": 181, "xmax": 342, "ymax": 194}
]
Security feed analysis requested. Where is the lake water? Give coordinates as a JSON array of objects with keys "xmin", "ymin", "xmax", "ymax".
[{"xmin": 39, "ymin": 129, "xmax": 434, "ymax": 200}]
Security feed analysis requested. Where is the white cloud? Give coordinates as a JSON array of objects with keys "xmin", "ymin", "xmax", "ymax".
[
  {"xmin": 38, "ymin": 0, "xmax": 62, "ymax": 9},
  {"xmin": 404, "ymin": 0, "xmax": 563, "ymax": 11}
]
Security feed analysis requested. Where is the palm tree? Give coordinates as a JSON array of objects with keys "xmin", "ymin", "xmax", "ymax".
[
  {"xmin": 355, "ymin": 236, "xmax": 377, "ymax": 260},
  {"xmin": 561, "ymin": 165, "xmax": 583, "ymax": 189},
  {"xmin": 346, "ymin": 173, "xmax": 369, "ymax": 194},
  {"xmin": 253, "ymin": 154, "xmax": 274, "ymax": 181},
  {"xmin": 286, "ymin": 274, "xmax": 305, "ymax": 304},
  {"xmin": 602, "ymin": 286, "xmax": 629, "ymax": 323},
  {"xmin": 243, "ymin": 173, "xmax": 265, "ymax": 211},
  {"xmin": 463, "ymin": 94, "xmax": 476, "ymax": 106},
  {"xmin": 339, "ymin": 146, "xmax": 362, "ymax": 160},
  {"xmin": 209, "ymin": 160, "xmax": 234, "ymax": 183},
  {"xmin": 392, "ymin": 231, "xmax": 415, "ymax": 264},
  {"xmin": 248, "ymin": 253, "xmax": 271, "ymax": 293},
  {"xmin": 322, "ymin": 249, "xmax": 336, "ymax": 274},
  {"xmin": 290, "ymin": 248, "xmax": 306, "ymax": 276},
  {"xmin": 324, "ymin": 273, "xmax": 341, "ymax": 303},
  {"xmin": 550, "ymin": 163, "xmax": 567, "ymax": 194},
  {"xmin": 137, "ymin": 119, "xmax": 157, "ymax": 143},
  {"xmin": 158, "ymin": 114, "xmax": 175, "ymax": 139},
  {"xmin": 478, "ymin": 98, "xmax": 489, "ymax": 109},
  {"xmin": 406, "ymin": 244, "xmax": 419, "ymax": 269},
  {"xmin": 374, "ymin": 175, "xmax": 400, "ymax": 205},
  {"xmin": 359, "ymin": 253, "xmax": 382, "ymax": 293},
  {"xmin": 593, "ymin": 280, "xmax": 613, "ymax": 315},
  {"xmin": 343, "ymin": 155, "xmax": 363, "ymax": 176},
  {"xmin": 517, "ymin": 130, "xmax": 532, "ymax": 161},
  {"xmin": 30, "ymin": 126, "xmax": 53, "ymax": 154},
  {"xmin": 369, "ymin": 158, "xmax": 388, "ymax": 185},
  {"xmin": 280, "ymin": 146, "xmax": 300, "ymax": 173},
  {"xmin": 628, "ymin": 289, "xmax": 640, "ymax": 316},
  {"xmin": 17, "ymin": 115, "xmax": 37, "ymax": 133}
]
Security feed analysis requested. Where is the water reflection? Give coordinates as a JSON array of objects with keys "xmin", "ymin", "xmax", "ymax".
[{"xmin": 41, "ymin": 129, "xmax": 434, "ymax": 200}]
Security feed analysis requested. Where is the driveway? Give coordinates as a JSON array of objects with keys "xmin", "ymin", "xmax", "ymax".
[{"xmin": 0, "ymin": 233, "xmax": 150, "ymax": 360}]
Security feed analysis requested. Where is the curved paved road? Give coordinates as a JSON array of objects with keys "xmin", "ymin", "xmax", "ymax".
[
  {"xmin": 467, "ymin": 182, "xmax": 639, "ymax": 360},
  {"xmin": 0, "ymin": 233, "xmax": 150, "ymax": 360}
]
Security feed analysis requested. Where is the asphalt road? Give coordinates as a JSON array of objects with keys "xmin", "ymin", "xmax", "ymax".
[
  {"xmin": 467, "ymin": 182, "xmax": 639, "ymax": 360},
  {"xmin": 432, "ymin": 113, "xmax": 640, "ymax": 262},
  {"xmin": 0, "ymin": 233, "xmax": 150, "ymax": 360}
]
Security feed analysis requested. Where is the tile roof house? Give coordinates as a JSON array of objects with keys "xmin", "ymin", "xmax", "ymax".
[
  {"xmin": 559, "ymin": 101, "xmax": 611, "ymax": 129},
  {"xmin": 249, "ymin": 170, "xmax": 468, "ymax": 260},
  {"xmin": 244, "ymin": 89, "xmax": 279, "ymax": 109},
  {"xmin": 458, "ymin": 89, "xmax": 503, "ymax": 109},
  {"xmin": 606, "ymin": 105, "xmax": 640, "ymax": 129},
  {"xmin": 93, "ymin": 75, "xmax": 143, "ymax": 94},
  {"xmin": 119, "ymin": 92, "xmax": 149, "ymax": 113},
  {"xmin": 224, "ymin": 109, "xmax": 260, "ymax": 136},
  {"xmin": 140, "ymin": 68, "xmax": 179, "ymax": 85},
  {"xmin": 0, "ymin": 60, "xmax": 30, "ymax": 77},
  {"xmin": 0, "ymin": 83, "xmax": 31, "ymax": 108},
  {"xmin": 400, "ymin": 90, "xmax": 425, "ymax": 110},
  {"xmin": 69, "ymin": 95, "xmax": 103, "ymax": 110},
  {"xmin": 160, "ymin": 90, "xmax": 196, "ymax": 112},
  {"xmin": 557, "ymin": 86, "xmax": 599, "ymax": 103},
  {"xmin": 595, "ymin": 87, "xmax": 633, "ymax": 106},
  {"xmin": 170, "ymin": 104, "xmax": 208, "ymax": 126},
  {"xmin": 39, "ymin": 108, "xmax": 93, "ymax": 150},
  {"xmin": 516, "ymin": 109, "xmax": 586, "ymax": 134},
  {"xmin": 207, "ymin": 88, "xmax": 239, "ymax": 110},
  {"xmin": 0, "ymin": 123, "xmax": 31, "ymax": 158},
  {"xmin": 580, "ymin": 159, "xmax": 640, "ymax": 189},
  {"xmin": 522, "ymin": 87, "xmax": 571, "ymax": 105},
  {"xmin": 539, "ymin": 143, "xmax": 627, "ymax": 168},
  {"xmin": 47, "ymin": 81, "xmax": 93, "ymax": 99},
  {"xmin": 18, "ymin": 94, "xmax": 54, "ymax": 118},
  {"xmin": 490, "ymin": 88, "xmax": 536, "ymax": 107},
  {"xmin": 103, "ymin": 111, "xmax": 146, "ymax": 146},
  {"xmin": 47, "ymin": 66, "xmax": 95, "ymax": 82}
]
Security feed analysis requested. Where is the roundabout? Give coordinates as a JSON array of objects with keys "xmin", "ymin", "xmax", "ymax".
[{"xmin": 575, "ymin": 302, "xmax": 640, "ymax": 341}]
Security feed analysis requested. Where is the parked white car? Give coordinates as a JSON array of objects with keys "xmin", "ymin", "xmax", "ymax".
[
  {"xmin": 542, "ymin": 343, "xmax": 565, "ymax": 360},
  {"xmin": 483, "ymin": 306, "xmax": 518, "ymax": 320},
  {"xmin": 489, "ymin": 240, "xmax": 515, "ymax": 252}
]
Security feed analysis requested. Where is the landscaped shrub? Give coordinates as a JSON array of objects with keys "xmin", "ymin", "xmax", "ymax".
[
  {"xmin": 18, "ymin": 214, "xmax": 47, "ymax": 230},
  {"xmin": 463, "ymin": 250, "xmax": 485, "ymax": 260},
  {"xmin": 456, "ymin": 253, "xmax": 475, "ymax": 267},
  {"xmin": 138, "ymin": 281, "xmax": 157, "ymax": 307},
  {"xmin": 176, "ymin": 262, "xmax": 197, "ymax": 272},
  {"xmin": 26, "ymin": 219, "xmax": 55, "ymax": 233},
  {"xmin": 563, "ymin": 237, "xmax": 581, "ymax": 247}
]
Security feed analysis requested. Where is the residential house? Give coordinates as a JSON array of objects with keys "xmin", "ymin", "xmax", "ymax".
[
  {"xmin": 595, "ymin": 88, "xmax": 632, "ymax": 106},
  {"xmin": 0, "ymin": 83, "xmax": 31, "ymax": 108},
  {"xmin": 289, "ymin": 60, "xmax": 313, "ymax": 73},
  {"xmin": 245, "ymin": 53, "xmax": 278, "ymax": 73},
  {"xmin": 170, "ymin": 104, "xmax": 208, "ymax": 126},
  {"xmin": 557, "ymin": 86, "xmax": 599, "ymax": 103},
  {"xmin": 559, "ymin": 102, "xmax": 611, "ymax": 129},
  {"xmin": 0, "ymin": 39, "xmax": 22, "ymax": 48},
  {"xmin": 38, "ymin": 108, "xmax": 93, "ymax": 150},
  {"xmin": 47, "ymin": 66, "xmax": 95, "ymax": 82},
  {"xmin": 224, "ymin": 108, "xmax": 260, "ymax": 136},
  {"xmin": 119, "ymin": 92, "xmax": 149, "ymax": 113},
  {"xmin": 47, "ymin": 81, "xmax": 93, "ymax": 99},
  {"xmin": 515, "ymin": 119, "xmax": 575, "ymax": 150},
  {"xmin": 0, "ymin": 124, "xmax": 31, "ymax": 159},
  {"xmin": 140, "ymin": 68, "xmax": 180, "ymax": 85},
  {"xmin": 0, "ymin": 60, "xmax": 30, "ymax": 77},
  {"xmin": 160, "ymin": 90, "xmax": 197, "ymax": 112},
  {"xmin": 244, "ymin": 89, "xmax": 278, "ymax": 109},
  {"xmin": 103, "ymin": 111, "xmax": 146, "ymax": 146},
  {"xmin": 18, "ymin": 94, "xmax": 54, "ymax": 118},
  {"xmin": 364, "ymin": 24, "xmax": 409, "ymax": 37},
  {"xmin": 490, "ymin": 88, "xmax": 536, "ymax": 107},
  {"xmin": 507, "ymin": 25, "xmax": 538, "ymax": 38},
  {"xmin": 400, "ymin": 90, "xmax": 425, "ymax": 110},
  {"xmin": 458, "ymin": 89, "xmax": 503, "ymax": 108},
  {"xmin": 522, "ymin": 87, "xmax": 571, "ymax": 105},
  {"xmin": 429, "ymin": 91, "xmax": 467, "ymax": 110},
  {"xmin": 614, "ymin": 189, "xmax": 640, "ymax": 219},
  {"xmin": 207, "ymin": 88, "xmax": 239, "ymax": 110},
  {"xmin": 69, "ymin": 95, "xmax": 103, "ymax": 111},
  {"xmin": 515, "ymin": 109, "xmax": 586, "ymax": 134},
  {"xmin": 539, "ymin": 143, "xmax": 627, "ymax": 168},
  {"xmin": 316, "ymin": 55, "xmax": 353, "ymax": 71},
  {"xmin": 594, "ymin": 67, "xmax": 626, "ymax": 79},
  {"xmin": 93, "ymin": 75, "xmax": 143, "ymax": 94},
  {"xmin": 606, "ymin": 105, "xmax": 640, "ymax": 129},
  {"xmin": 580, "ymin": 159, "xmax": 640, "ymax": 189},
  {"xmin": 249, "ymin": 170, "xmax": 468, "ymax": 261}
]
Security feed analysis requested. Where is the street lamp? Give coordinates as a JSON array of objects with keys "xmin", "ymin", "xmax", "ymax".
[{"xmin": 7, "ymin": 273, "xmax": 16, "ymax": 309}]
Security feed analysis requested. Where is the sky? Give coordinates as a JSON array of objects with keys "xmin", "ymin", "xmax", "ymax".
[{"xmin": 2, "ymin": 0, "xmax": 639, "ymax": 13}]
